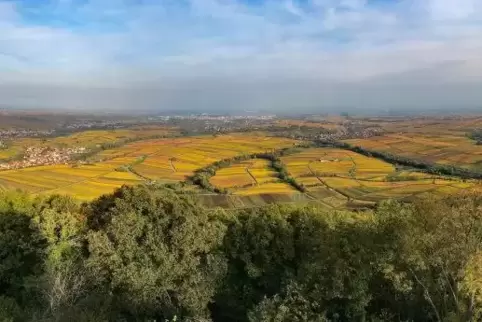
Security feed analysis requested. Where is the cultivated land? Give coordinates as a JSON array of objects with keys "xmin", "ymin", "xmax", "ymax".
[
  {"xmin": 0, "ymin": 115, "xmax": 481, "ymax": 208},
  {"xmin": 210, "ymin": 159, "xmax": 293, "ymax": 194},
  {"xmin": 0, "ymin": 134, "xmax": 298, "ymax": 200},
  {"xmin": 345, "ymin": 134, "xmax": 482, "ymax": 170},
  {"xmin": 282, "ymin": 148, "xmax": 476, "ymax": 209},
  {"xmin": 345, "ymin": 116, "xmax": 482, "ymax": 170},
  {"xmin": 0, "ymin": 126, "xmax": 176, "ymax": 162}
]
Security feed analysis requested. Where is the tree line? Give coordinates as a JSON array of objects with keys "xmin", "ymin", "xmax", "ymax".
[
  {"xmin": 315, "ymin": 140, "xmax": 482, "ymax": 180},
  {"xmin": 189, "ymin": 137, "xmax": 482, "ymax": 197},
  {"xmin": 1, "ymin": 185, "xmax": 482, "ymax": 321},
  {"xmin": 188, "ymin": 145, "xmax": 309, "ymax": 194},
  {"xmin": 467, "ymin": 129, "xmax": 482, "ymax": 145}
]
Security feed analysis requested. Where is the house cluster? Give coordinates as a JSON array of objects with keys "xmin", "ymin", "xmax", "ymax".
[
  {"xmin": 330, "ymin": 124, "xmax": 384, "ymax": 140},
  {"xmin": 0, "ymin": 146, "xmax": 87, "ymax": 170},
  {"xmin": 0, "ymin": 129, "xmax": 54, "ymax": 139},
  {"xmin": 60, "ymin": 120, "xmax": 129, "ymax": 130}
]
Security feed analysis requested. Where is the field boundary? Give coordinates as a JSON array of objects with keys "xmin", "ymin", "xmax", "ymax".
[
  {"xmin": 187, "ymin": 145, "xmax": 312, "ymax": 194},
  {"xmin": 314, "ymin": 140, "xmax": 482, "ymax": 180}
]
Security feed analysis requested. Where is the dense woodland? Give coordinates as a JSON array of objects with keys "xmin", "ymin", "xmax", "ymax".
[{"xmin": 0, "ymin": 184, "xmax": 481, "ymax": 321}]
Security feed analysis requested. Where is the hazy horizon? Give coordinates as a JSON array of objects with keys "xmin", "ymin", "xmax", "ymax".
[{"xmin": 0, "ymin": 0, "xmax": 481, "ymax": 112}]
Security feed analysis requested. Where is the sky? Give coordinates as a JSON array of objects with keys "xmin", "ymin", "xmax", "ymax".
[{"xmin": 0, "ymin": 0, "xmax": 481, "ymax": 113}]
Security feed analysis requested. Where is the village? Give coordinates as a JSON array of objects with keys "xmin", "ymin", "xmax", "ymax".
[{"xmin": 0, "ymin": 146, "xmax": 87, "ymax": 170}]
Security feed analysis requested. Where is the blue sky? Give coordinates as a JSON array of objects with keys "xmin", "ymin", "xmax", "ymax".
[{"xmin": 0, "ymin": 0, "xmax": 481, "ymax": 111}]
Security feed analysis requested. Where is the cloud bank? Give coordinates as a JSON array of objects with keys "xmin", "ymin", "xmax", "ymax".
[{"xmin": 0, "ymin": 0, "xmax": 481, "ymax": 112}]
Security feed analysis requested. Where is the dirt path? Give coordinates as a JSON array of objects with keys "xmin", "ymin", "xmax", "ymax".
[
  {"xmin": 307, "ymin": 162, "xmax": 352, "ymax": 200},
  {"xmin": 42, "ymin": 168, "xmax": 117, "ymax": 194},
  {"xmin": 245, "ymin": 166, "xmax": 258, "ymax": 185},
  {"xmin": 169, "ymin": 159, "xmax": 177, "ymax": 173},
  {"xmin": 127, "ymin": 167, "xmax": 151, "ymax": 182},
  {"xmin": 304, "ymin": 192, "xmax": 335, "ymax": 208}
]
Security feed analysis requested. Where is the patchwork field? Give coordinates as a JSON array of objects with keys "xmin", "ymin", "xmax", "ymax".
[
  {"xmin": 281, "ymin": 147, "xmax": 478, "ymax": 209},
  {"xmin": 0, "ymin": 126, "xmax": 177, "ymax": 161},
  {"xmin": 0, "ymin": 125, "xmax": 479, "ymax": 209},
  {"xmin": 121, "ymin": 135, "xmax": 297, "ymax": 183},
  {"xmin": 344, "ymin": 134, "xmax": 482, "ymax": 170},
  {"xmin": 198, "ymin": 192, "xmax": 310, "ymax": 209},
  {"xmin": 210, "ymin": 159, "xmax": 293, "ymax": 196},
  {"xmin": 0, "ymin": 134, "xmax": 298, "ymax": 200}
]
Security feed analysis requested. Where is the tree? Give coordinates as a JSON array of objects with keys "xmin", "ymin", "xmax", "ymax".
[
  {"xmin": 215, "ymin": 205, "xmax": 379, "ymax": 321},
  {"xmin": 85, "ymin": 185, "xmax": 228, "ymax": 320},
  {"xmin": 288, "ymin": 207, "xmax": 378, "ymax": 321},
  {"xmin": 213, "ymin": 205, "xmax": 296, "ymax": 321},
  {"xmin": 373, "ymin": 192, "xmax": 482, "ymax": 321},
  {"xmin": 0, "ymin": 203, "xmax": 46, "ymax": 299},
  {"xmin": 248, "ymin": 283, "xmax": 328, "ymax": 322},
  {"xmin": 29, "ymin": 195, "xmax": 95, "ymax": 321}
]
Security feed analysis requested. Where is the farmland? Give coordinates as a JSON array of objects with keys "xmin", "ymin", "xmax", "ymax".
[
  {"xmin": 344, "ymin": 116, "xmax": 482, "ymax": 171},
  {"xmin": 281, "ymin": 148, "xmax": 478, "ymax": 209},
  {"xmin": 0, "ymin": 134, "xmax": 298, "ymax": 200},
  {"xmin": 344, "ymin": 134, "xmax": 482, "ymax": 170},
  {"xmin": 0, "ymin": 126, "xmax": 177, "ymax": 162},
  {"xmin": 0, "ymin": 132, "xmax": 477, "ymax": 208},
  {"xmin": 210, "ymin": 159, "xmax": 293, "ymax": 194},
  {"xmin": 0, "ymin": 115, "xmax": 481, "ymax": 209}
]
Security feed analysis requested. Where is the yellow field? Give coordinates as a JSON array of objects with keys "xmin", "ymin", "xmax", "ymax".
[
  {"xmin": 0, "ymin": 134, "xmax": 297, "ymax": 200},
  {"xmin": 210, "ymin": 159, "xmax": 280, "ymax": 193},
  {"xmin": 282, "ymin": 148, "xmax": 395, "ymax": 181},
  {"xmin": 345, "ymin": 133, "xmax": 482, "ymax": 170},
  {"xmin": 0, "ymin": 127, "xmax": 479, "ymax": 207},
  {"xmin": 281, "ymin": 147, "xmax": 477, "ymax": 208},
  {"xmin": 234, "ymin": 183, "xmax": 296, "ymax": 196},
  {"xmin": 0, "ymin": 126, "xmax": 177, "ymax": 163},
  {"xmin": 123, "ymin": 135, "xmax": 296, "ymax": 182}
]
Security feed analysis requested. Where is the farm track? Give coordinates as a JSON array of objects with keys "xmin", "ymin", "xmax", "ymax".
[
  {"xmin": 169, "ymin": 159, "xmax": 177, "ymax": 172},
  {"xmin": 127, "ymin": 167, "xmax": 151, "ymax": 182},
  {"xmin": 41, "ymin": 168, "xmax": 116, "ymax": 195},
  {"xmin": 304, "ymin": 192, "xmax": 335, "ymax": 208},
  {"xmin": 307, "ymin": 162, "xmax": 352, "ymax": 200},
  {"xmin": 344, "ymin": 153, "xmax": 366, "ymax": 188},
  {"xmin": 245, "ymin": 166, "xmax": 258, "ymax": 185}
]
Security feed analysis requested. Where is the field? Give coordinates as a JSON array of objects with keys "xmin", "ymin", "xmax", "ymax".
[
  {"xmin": 345, "ymin": 134, "xmax": 482, "ymax": 170},
  {"xmin": 1, "ymin": 116, "xmax": 481, "ymax": 208},
  {"xmin": 197, "ymin": 192, "xmax": 311, "ymax": 209},
  {"xmin": 0, "ymin": 126, "xmax": 177, "ymax": 161},
  {"xmin": 274, "ymin": 119, "xmax": 343, "ymax": 131},
  {"xmin": 281, "ymin": 148, "xmax": 478, "ymax": 209},
  {"xmin": 210, "ymin": 159, "xmax": 295, "ymax": 196},
  {"xmin": 344, "ymin": 116, "xmax": 482, "ymax": 170},
  {"xmin": 0, "ymin": 134, "xmax": 298, "ymax": 200}
]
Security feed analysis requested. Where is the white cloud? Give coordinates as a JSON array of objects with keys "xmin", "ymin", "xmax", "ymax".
[
  {"xmin": 428, "ymin": 0, "xmax": 479, "ymax": 20},
  {"xmin": 0, "ymin": 0, "xmax": 481, "ymax": 110}
]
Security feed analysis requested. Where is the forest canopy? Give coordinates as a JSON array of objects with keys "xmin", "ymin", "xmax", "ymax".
[{"xmin": 0, "ymin": 185, "xmax": 481, "ymax": 321}]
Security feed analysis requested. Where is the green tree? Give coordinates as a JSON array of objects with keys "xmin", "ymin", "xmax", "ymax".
[
  {"xmin": 373, "ymin": 192, "xmax": 482, "ymax": 321},
  {"xmin": 215, "ymin": 205, "xmax": 379, "ymax": 321},
  {"xmin": 85, "ymin": 185, "xmax": 228, "ymax": 320},
  {"xmin": 213, "ymin": 205, "xmax": 296, "ymax": 321},
  {"xmin": 248, "ymin": 283, "xmax": 328, "ymax": 322},
  {"xmin": 0, "ymin": 204, "xmax": 46, "ymax": 299}
]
